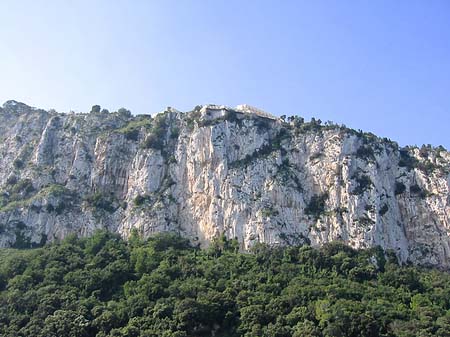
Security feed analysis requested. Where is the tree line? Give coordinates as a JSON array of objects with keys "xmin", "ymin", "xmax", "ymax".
[{"xmin": 1, "ymin": 230, "xmax": 450, "ymax": 336}]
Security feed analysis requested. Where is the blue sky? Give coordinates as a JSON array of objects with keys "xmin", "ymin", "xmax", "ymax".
[{"xmin": 0, "ymin": 1, "xmax": 449, "ymax": 148}]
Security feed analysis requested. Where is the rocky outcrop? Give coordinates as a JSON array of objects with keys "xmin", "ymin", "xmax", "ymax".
[{"xmin": 0, "ymin": 101, "xmax": 449, "ymax": 268}]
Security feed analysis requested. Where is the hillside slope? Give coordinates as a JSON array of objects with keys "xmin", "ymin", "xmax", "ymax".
[{"xmin": 0, "ymin": 101, "xmax": 449, "ymax": 267}]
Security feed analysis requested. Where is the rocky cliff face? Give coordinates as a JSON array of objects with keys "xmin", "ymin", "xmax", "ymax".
[{"xmin": 0, "ymin": 101, "xmax": 449, "ymax": 267}]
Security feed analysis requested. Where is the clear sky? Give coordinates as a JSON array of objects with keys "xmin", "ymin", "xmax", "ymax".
[{"xmin": 0, "ymin": 1, "xmax": 449, "ymax": 148}]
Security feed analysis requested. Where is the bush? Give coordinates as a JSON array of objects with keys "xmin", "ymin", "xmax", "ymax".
[
  {"xmin": 6, "ymin": 175, "xmax": 18, "ymax": 185},
  {"xmin": 305, "ymin": 193, "xmax": 328, "ymax": 219},
  {"xmin": 118, "ymin": 108, "xmax": 132, "ymax": 118},
  {"xmin": 379, "ymin": 204, "xmax": 389, "ymax": 216},
  {"xmin": 417, "ymin": 160, "xmax": 438, "ymax": 175},
  {"xmin": 11, "ymin": 179, "xmax": 35, "ymax": 196},
  {"xmin": 13, "ymin": 159, "xmax": 24, "ymax": 169},
  {"xmin": 229, "ymin": 128, "xmax": 291, "ymax": 169},
  {"xmin": 410, "ymin": 184, "xmax": 427, "ymax": 199},
  {"xmin": 395, "ymin": 182, "xmax": 406, "ymax": 195},
  {"xmin": 261, "ymin": 206, "xmax": 279, "ymax": 218},
  {"xmin": 142, "ymin": 134, "xmax": 164, "ymax": 150},
  {"xmin": 153, "ymin": 115, "xmax": 167, "ymax": 131},
  {"xmin": 86, "ymin": 192, "xmax": 117, "ymax": 213},
  {"xmin": 419, "ymin": 145, "xmax": 430, "ymax": 158},
  {"xmin": 123, "ymin": 128, "xmax": 140, "ymax": 141},
  {"xmin": 133, "ymin": 194, "xmax": 150, "ymax": 207},
  {"xmin": 170, "ymin": 127, "xmax": 180, "ymax": 139},
  {"xmin": 90, "ymin": 105, "xmax": 101, "ymax": 113},
  {"xmin": 356, "ymin": 145, "xmax": 375, "ymax": 162},
  {"xmin": 398, "ymin": 149, "xmax": 418, "ymax": 170},
  {"xmin": 351, "ymin": 174, "xmax": 372, "ymax": 195},
  {"xmin": 142, "ymin": 116, "xmax": 167, "ymax": 150},
  {"xmin": 116, "ymin": 118, "xmax": 151, "ymax": 141},
  {"xmin": 46, "ymin": 202, "xmax": 67, "ymax": 215}
]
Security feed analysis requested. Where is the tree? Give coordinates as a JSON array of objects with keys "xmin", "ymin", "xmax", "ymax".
[
  {"xmin": 1, "ymin": 229, "xmax": 450, "ymax": 337},
  {"xmin": 90, "ymin": 105, "xmax": 101, "ymax": 113},
  {"xmin": 118, "ymin": 108, "xmax": 131, "ymax": 118},
  {"xmin": 41, "ymin": 310, "xmax": 89, "ymax": 337},
  {"xmin": 292, "ymin": 320, "xmax": 321, "ymax": 337}
]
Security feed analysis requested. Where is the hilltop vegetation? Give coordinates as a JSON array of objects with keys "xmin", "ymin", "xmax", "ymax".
[{"xmin": 1, "ymin": 231, "xmax": 450, "ymax": 336}]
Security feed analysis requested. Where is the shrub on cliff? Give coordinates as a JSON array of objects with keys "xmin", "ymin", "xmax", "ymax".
[
  {"xmin": 90, "ymin": 105, "xmax": 101, "ymax": 113},
  {"xmin": 305, "ymin": 193, "xmax": 328, "ymax": 219},
  {"xmin": 85, "ymin": 192, "xmax": 117, "ymax": 213},
  {"xmin": 395, "ymin": 181, "xmax": 406, "ymax": 195}
]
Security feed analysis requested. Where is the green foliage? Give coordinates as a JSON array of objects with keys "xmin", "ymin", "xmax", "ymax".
[
  {"xmin": 395, "ymin": 182, "xmax": 407, "ymax": 195},
  {"xmin": 6, "ymin": 175, "xmax": 18, "ymax": 185},
  {"xmin": 410, "ymin": 184, "xmax": 428, "ymax": 199},
  {"xmin": 379, "ymin": 203, "xmax": 389, "ymax": 216},
  {"xmin": 275, "ymin": 159, "xmax": 303, "ymax": 192},
  {"xmin": 85, "ymin": 192, "xmax": 117, "ymax": 213},
  {"xmin": 2, "ymin": 232, "xmax": 450, "ymax": 336},
  {"xmin": 133, "ymin": 194, "xmax": 150, "ymax": 207},
  {"xmin": 170, "ymin": 126, "xmax": 180, "ymax": 139},
  {"xmin": 116, "ymin": 118, "xmax": 151, "ymax": 141},
  {"xmin": 260, "ymin": 206, "xmax": 279, "ymax": 218},
  {"xmin": 417, "ymin": 160, "xmax": 439, "ymax": 175},
  {"xmin": 185, "ymin": 107, "xmax": 202, "ymax": 129},
  {"xmin": 142, "ymin": 114, "xmax": 168, "ymax": 150},
  {"xmin": 3, "ymin": 183, "xmax": 77, "ymax": 214},
  {"xmin": 356, "ymin": 145, "xmax": 376, "ymax": 162},
  {"xmin": 122, "ymin": 127, "xmax": 139, "ymax": 141},
  {"xmin": 417, "ymin": 144, "xmax": 447, "ymax": 175},
  {"xmin": 13, "ymin": 158, "xmax": 25, "ymax": 169},
  {"xmin": 117, "ymin": 107, "xmax": 132, "ymax": 118},
  {"xmin": 11, "ymin": 178, "xmax": 35, "ymax": 196},
  {"xmin": 398, "ymin": 148, "xmax": 418, "ymax": 170},
  {"xmin": 351, "ymin": 173, "xmax": 373, "ymax": 195},
  {"xmin": 295, "ymin": 117, "xmax": 323, "ymax": 133},
  {"xmin": 287, "ymin": 115, "xmax": 305, "ymax": 126},
  {"xmin": 142, "ymin": 133, "xmax": 164, "ymax": 150},
  {"xmin": 0, "ymin": 178, "xmax": 36, "ymax": 210},
  {"xmin": 12, "ymin": 221, "xmax": 32, "ymax": 248},
  {"xmin": 229, "ymin": 128, "xmax": 291, "ymax": 169},
  {"xmin": 305, "ymin": 193, "xmax": 328, "ymax": 219},
  {"xmin": 90, "ymin": 105, "xmax": 101, "ymax": 113}
]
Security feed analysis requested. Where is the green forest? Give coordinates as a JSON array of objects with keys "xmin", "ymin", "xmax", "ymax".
[{"xmin": 1, "ymin": 230, "xmax": 450, "ymax": 337}]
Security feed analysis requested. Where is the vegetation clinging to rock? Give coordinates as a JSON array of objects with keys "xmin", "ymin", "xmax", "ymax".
[
  {"xmin": 85, "ymin": 192, "xmax": 117, "ymax": 213},
  {"xmin": 395, "ymin": 181, "xmax": 407, "ymax": 195},
  {"xmin": 305, "ymin": 192, "xmax": 328, "ymax": 219},
  {"xmin": 351, "ymin": 173, "xmax": 373, "ymax": 195}
]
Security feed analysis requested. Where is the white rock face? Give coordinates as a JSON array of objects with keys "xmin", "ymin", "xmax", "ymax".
[{"xmin": 0, "ymin": 101, "xmax": 449, "ymax": 268}]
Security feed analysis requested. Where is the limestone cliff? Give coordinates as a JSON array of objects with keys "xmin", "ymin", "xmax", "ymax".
[{"xmin": 0, "ymin": 101, "xmax": 449, "ymax": 268}]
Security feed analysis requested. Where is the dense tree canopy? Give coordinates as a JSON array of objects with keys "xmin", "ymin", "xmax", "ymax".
[{"xmin": 1, "ymin": 230, "xmax": 450, "ymax": 336}]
